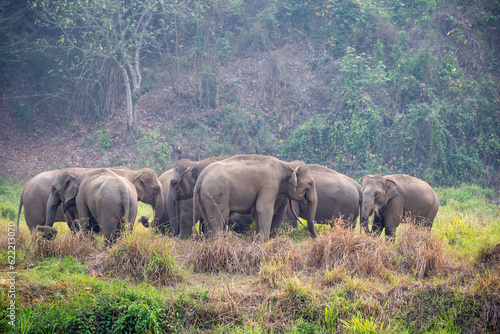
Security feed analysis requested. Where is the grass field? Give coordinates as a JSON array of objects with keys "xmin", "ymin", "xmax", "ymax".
[{"xmin": 1, "ymin": 176, "xmax": 499, "ymax": 333}]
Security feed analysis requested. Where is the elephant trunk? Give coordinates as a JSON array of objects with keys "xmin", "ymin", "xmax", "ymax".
[
  {"xmin": 45, "ymin": 193, "xmax": 61, "ymax": 228},
  {"xmin": 152, "ymin": 190, "xmax": 164, "ymax": 228},
  {"xmin": 360, "ymin": 197, "xmax": 374, "ymax": 233},
  {"xmin": 305, "ymin": 185, "xmax": 318, "ymax": 238}
]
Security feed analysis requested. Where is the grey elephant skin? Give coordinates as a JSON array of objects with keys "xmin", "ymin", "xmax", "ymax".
[
  {"xmin": 155, "ymin": 166, "xmax": 252, "ymax": 239},
  {"xmin": 46, "ymin": 169, "xmax": 138, "ymax": 242},
  {"xmin": 194, "ymin": 155, "xmax": 318, "ymax": 238},
  {"xmin": 16, "ymin": 167, "xmax": 162, "ymax": 234},
  {"xmin": 166, "ymin": 156, "xmax": 230, "ymax": 236},
  {"xmin": 360, "ymin": 174, "xmax": 439, "ymax": 237},
  {"xmin": 286, "ymin": 164, "xmax": 361, "ymax": 228}
]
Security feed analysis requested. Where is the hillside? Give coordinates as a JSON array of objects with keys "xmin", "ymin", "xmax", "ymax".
[{"xmin": 0, "ymin": 0, "xmax": 498, "ymax": 187}]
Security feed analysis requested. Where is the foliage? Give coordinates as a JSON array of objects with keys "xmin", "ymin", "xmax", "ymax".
[
  {"xmin": 134, "ymin": 127, "xmax": 173, "ymax": 174},
  {"xmin": 0, "ymin": 0, "xmax": 498, "ymax": 186}
]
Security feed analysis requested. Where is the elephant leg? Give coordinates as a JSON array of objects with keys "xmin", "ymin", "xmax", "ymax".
[
  {"xmin": 383, "ymin": 212, "xmax": 402, "ymax": 239},
  {"xmin": 101, "ymin": 217, "xmax": 120, "ymax": 245},
  {"xmin": 179, "ymin": 205, "xmax": 194, "ymax": 239},
  {"xmin": 371, "ymin": 215, "xmax": 383, "ymax": 236},
  {"xmin": 419, "ymin": 216, "xmax": 433, "ymax": 231},
  {"xmin": 254, "ymin": 195, "xmax": 275, "ymax": 239},
  {"xmin": 270, "ymin": 198, "xmax": 288, "ymax": 238},
  {"xmin": 204, "ymin": 203, "xmax": 229, "ymax": 237},
  {"xmin": 75, "ymin": 203, "xmax": 92, "ymax": 233}
]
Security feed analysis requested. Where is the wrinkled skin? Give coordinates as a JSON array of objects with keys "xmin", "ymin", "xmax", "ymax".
[
  {"xmin": 360, "ymin": 174, "xmax": 439, "ymax": 237},
  {"xmin": 285, "ymin": 164, "xmax": 361, "ymax": 229},
  {"xmin": 17, "ymin": 167, "xmax": 162, "ymax": 234},
  {"xmin": 46, "ymin": 169, "xmax": 138, "ymax": 243},
  {"xmin": 166, "ymin": 156, "xmax": 230, "ymax": 236},
  {"xmin": 177, "ymin": 191, "xmax": 253, "ymax": 239},
  {"xmin": 194, "ymin": 155, "xmax": 318, "ymax": 239}
]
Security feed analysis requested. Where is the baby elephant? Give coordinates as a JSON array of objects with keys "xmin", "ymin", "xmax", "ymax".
[
  {"xmin": 45, "ymin": 169, "xmax": 138, "ymax": 243},
  {"xmin": 360, "ymin": 174, "xmax": 439, "ymax": 237}
]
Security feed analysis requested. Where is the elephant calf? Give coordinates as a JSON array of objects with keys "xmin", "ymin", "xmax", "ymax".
[
  {"xmin": 46, "ymin": 169, "xmax": 138, "ymax": 243},
  {"xmin": 360, "ymin": 174, "xmax": 439, "ymax": 238}
]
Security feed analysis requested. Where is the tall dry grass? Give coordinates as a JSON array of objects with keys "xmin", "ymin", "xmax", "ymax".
[
  {"xmin": 187, "ymin": 231, "xmax": 264, "ymax": 274},
  {"xmin": 30, "ymin": 229, "xmax": 100, "ymax": 261},
  {"xmin": 394, "ymin": 221, "xmax": 458, "ymax": 279},
  {"xmin": 306, "ymin": 221, "xmax": 393, "ymax": 278},
  {"xmin": 102, "ymin": 228, "xmax": 183, "ymax": 285}
]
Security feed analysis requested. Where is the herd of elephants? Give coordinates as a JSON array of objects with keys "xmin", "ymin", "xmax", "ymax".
[{"xmin": 16, "ymin": 154, "xmax": 440, "ymax": 243}]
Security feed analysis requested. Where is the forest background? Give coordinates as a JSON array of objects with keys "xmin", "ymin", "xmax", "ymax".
[{"xmin": 0, "ymin": 0, "xmax": 498, "ymax": 188}]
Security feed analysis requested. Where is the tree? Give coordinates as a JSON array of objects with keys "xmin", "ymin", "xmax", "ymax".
[{"xmin": 32, "ymin": 0, "xmax": 162, "ymax": 138}]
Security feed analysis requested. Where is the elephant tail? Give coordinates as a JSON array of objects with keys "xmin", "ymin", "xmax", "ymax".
[
  {"xmin": 16, "ymin": 187, "xmax": 25, "ymax": 235},
  {"xmin": 193, "ymin": 178, "xmax": 205, "ymax": 237},
  {"xmin": 121, "ymin": 184, "xmax": 132, "ymax": 234}
]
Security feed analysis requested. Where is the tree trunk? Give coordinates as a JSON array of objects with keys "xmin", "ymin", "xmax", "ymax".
[{"xmin": 120, "ymin": 64, "xmax": 137, "ymax": 139}]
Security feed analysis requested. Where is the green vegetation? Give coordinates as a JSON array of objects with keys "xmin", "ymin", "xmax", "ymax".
[
  {"xmin": 1, "ymin": 178, "xmax": 499, "ymax": 333},
  {"xmin": 1, "ymin": 0, "xmax": 497, "ymax": 187}
]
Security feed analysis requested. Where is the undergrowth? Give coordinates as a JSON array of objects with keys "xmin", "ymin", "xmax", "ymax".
[{"xmin": 0, "ymin": 180, "xmax": 499, "ymax": 333}]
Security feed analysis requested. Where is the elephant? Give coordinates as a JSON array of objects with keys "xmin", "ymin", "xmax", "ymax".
[
  {"xmin": 360, "ymin": 174, "xmax": 439, "ymax": 237},
  {"xmin": 16, "ymin": 167, "xmax": 162, "ymax": 234},
  {"xmin": 45, "ymin": 169, "xmax": 138, "ymax": 242},
  {"xmin": 166, "ymin": 156, "xmax": 230, "ymax": 236},
  {"xmin": 193, "ymin": 155, "xmax": 318, "ymax": 239},
  {"xmin": 141, "ymin": 168, "xmax": 174, "ymax": 234},
  {"xmin": 285, "ymin": 164, "xmax": 362, "ymax": 229}
]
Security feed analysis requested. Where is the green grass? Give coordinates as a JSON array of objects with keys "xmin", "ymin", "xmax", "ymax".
[{"xmin": 1, "ymin": 177, "xmax": 499, "ymax": 333}]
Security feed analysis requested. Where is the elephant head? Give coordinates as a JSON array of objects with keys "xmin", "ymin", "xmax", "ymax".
[
  {"xmin": 46, "ymin": 172, "xmax": 80, "ymax": 228},
  {"xmin": 130, "ymin": 168, "xmax": 164, "ymax": 227},
  {"xmin": 360, "ymin": 174, "xmax": 398, "ymax": 233},
  {"xmin": 167, "ymin": 157, "xmax": 228, "ymax": 236},
  {"xmin": 285, "ymin": 163, "xmax": 318, "ymax": 238},
  {"xmin": 166, "ymin": 162, "xmax": 194, "ymax": 236}
]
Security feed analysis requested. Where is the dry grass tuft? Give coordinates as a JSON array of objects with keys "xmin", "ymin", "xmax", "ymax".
[
  {"xmin": 394, "ymin": 221, "xmax": 455, "ymax": 279},
  {"xmin": 30, "ymin": 229, "xmax": 99, "ymax": 261},
  {"xmin": 188, "ymin": 231, "xmax": 264, "ymax": 274},
  {"xmin": 306, "ymin": 222, "xmax": 393, "ymax": 277},
  {"xmin": 104, "ymin": 230, "xmax": 183, "ymax": 285},
  {"xmin": 0, "ymin": 223, "xmax": 30, "ymax": 252}
]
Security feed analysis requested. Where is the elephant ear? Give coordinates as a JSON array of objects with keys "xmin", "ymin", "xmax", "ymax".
[
  {"xmin": 290, "ymin": 166, "xmax": 299, "ymax": 187},
  {"xmin": 180, "ymin": 166, "xmax": 191, "ymax": 178},
  {"xmin": 132, "ymin": 175, "xmax": 146, "ymax": 201},
  {"xmin": 384, "ymin": 177, "xmax": 398, "ymax": 205},
  {"xmin": 61, "ymin": 173, "xmax": 79, "ymax": 205}
]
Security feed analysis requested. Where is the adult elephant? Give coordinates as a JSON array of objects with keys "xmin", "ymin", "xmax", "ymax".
[
  {"xmin": 16, "ymin": 167, "xmax": 162, "ymax": 234},
  {"xmin": 194, "ymin": 155, "xmax": 318, "ymax": 239},
  {"xmin": 360, "ymin": 174, "xmax": 439, "ymax": 237},
  {"xmin": 286, "ymin": 164, "xmax": 361, "ymax": 228},
  {"xmin": 45, "ymin": 169, "xmax": 138, "ymax": 243},
  {"xmin": 166, "ymin": 156, "xmax": 229, "ymax": 236}
]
